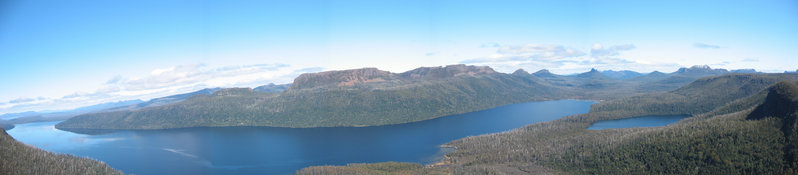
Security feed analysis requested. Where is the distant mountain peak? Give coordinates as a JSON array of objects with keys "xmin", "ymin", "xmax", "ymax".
[
  {"xmin": 649, "ymin": 71, "xmax": 666, "ymax": 75},
  {"xmin": 691, "ymin": 65, "xmax": 712, "ymax": 70},
  {"xmin": 532, "ymin": 69, "xmax": 555, "ymax": 77},
  {"xmin": 675, "ymin": 65, "xmax": 729, "ymax": 76},
  {"xmin": 511, "ymin": 69, "xmax": 530, "ymax": 76},
  {"xmin": 576, "ymin": 68, "xmax": 607, "ymax": 79}
]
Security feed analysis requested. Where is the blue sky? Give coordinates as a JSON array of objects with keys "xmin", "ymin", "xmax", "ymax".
[{"xmin": 1, "ymin": 0, "xmax": 797, "ymax": 114}]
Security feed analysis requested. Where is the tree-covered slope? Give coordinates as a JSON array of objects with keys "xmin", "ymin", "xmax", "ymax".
[
  {"xmin": 300, "ymin": 74, "xmax": 798, "ymax": 174},
  {"xmin": 439, "ymin": 75, "xmax": 798, "ymax": 174},
  {"xmin": 57, "ymin": 65, "xmax": 566, "ymax": 130},
  {"xmin": 0, "ymin": 127, "xmax": 122, "ymax": 174},
  {"xmin": 57, "ymin": 64, "xmax": 738, "ymax": 130}
]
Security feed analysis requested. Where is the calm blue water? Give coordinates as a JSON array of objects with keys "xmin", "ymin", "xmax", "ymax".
[
  {"xmin": 7, "ymin": 100, "xmax": 593, "ymax": 175},
  {"xmin": 587, "ymin": 115, "xmax": 691, "ymax": 130}
]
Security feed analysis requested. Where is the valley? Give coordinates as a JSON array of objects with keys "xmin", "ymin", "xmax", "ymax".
[
  {"xmin": 55, "ymin": 64, "xmax": 734, "ymax": 130},
  {"xmin": 8, "ymin": 64, "xmax": 797, "ymax": 174},
  {"xmin": 3, "ymin": 1, "xmax": 795, "ymax": 174},
  {"xmin": 299, "ymin": 71, "xmax": 798, "ymax": 174}
]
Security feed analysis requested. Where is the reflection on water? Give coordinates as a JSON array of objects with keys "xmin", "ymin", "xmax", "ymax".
[{"xmin": 7, "ymin": 121, "xmax": 124, "ymax": 150}]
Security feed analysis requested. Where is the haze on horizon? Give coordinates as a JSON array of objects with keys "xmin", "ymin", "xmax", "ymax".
[{"xmin": 1, "ymin": 0, "xmax": 796, "ymax": 114}]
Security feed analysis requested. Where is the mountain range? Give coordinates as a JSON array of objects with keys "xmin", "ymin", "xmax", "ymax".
[
  {"xmin": 1, "ymin": 87, "xmax": 235, "ymax": 130},
  {"xmin": 299, "ymin": 71, "xmax": 798, "ymax": 174},
  {"xmin": 3, "ymin": 63, "xmax": 795, "ymax": 175},
  {"xmin": 56, "ymin": 64, "xmax": 752, "ymax": 131}
]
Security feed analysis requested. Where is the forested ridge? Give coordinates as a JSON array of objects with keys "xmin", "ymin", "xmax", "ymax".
[
  {"xmin": 57, "ymin": 73, "xmax": 562, "ymax": 130},
  {"xmin": 56, "ymin": 64, "xmax": 728, "ymax": 130},
  {"xmin": 5, "ymin": 64, "xmax": 784, "ymax": 175},
  {"xmin": 0, "ymin": 127, "xmax": 122, "ymax": 174},
  {"xmin": 299, "ymin": 73, "xmax": 798, "ymax": 174}
]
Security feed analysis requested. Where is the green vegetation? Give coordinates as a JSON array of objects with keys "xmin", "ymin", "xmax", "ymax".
[
  {"xmin": 0, "ymin": 127, "xmax": 122, "ymax": 174},
  {"xmin": 297, "ymin": 162, "xmax": 447, "ymax": 175},
  {"xmin": 300, "ymin": 74, "xmax": 798, "ymax": 174},
  {"xmin": 58, "ymin": 73, "xmax": 561, "ymax": 130},
  {"xmin": 57, "ymin": 64, "xmax": 726, "ymax": 130}
]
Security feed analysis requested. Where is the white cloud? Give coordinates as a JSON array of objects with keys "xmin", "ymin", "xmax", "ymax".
[
  {"xmin": 0, "ymin": 63, "xmax": 319, "ymax": 115},
  {"xmin": 693, "ymin": 42, "xmax": 722, "ymax": 49},
  {"xmin": 590, "ymin": 43, "xmax": 636, "ymax": 58},
  {"xmin": 461, "ymin": 44, "xmax": 586, "ymax": 65},
  {"xmin": 480, "ymin": 42, "xmax": 501, "ymax": 48},
  {"xmin": 710, "ymin": 61, "xmax": 731, "ymax": 66},
  {"xmin": 742, "ymin": 58, "xmax": 759, "ymax": 62},
  {"xmin": 151, "ymin": 66, "xmax": 176, "ymax": 75},
  {"xmin": 497, "ymin": 44, "xmax": 586, "ymax": 60},
  {"xmin": 460, "ymin": 43, "xmax": 677, "ymax": 74},
  {"xmin": 9, "ymin": 98, "xmax": 35, "ymax": 104}
]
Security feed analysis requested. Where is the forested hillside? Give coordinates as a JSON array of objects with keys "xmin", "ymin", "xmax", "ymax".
[
  {"xmin": 57, "ymin": 71, "xmax": 563, "ymax": 129},
  {"xmin": 57, "ymin": 64, "xmax": 733, "ymax": 130},
  {"xmin": 0, "ymin": 127, "xmax": 122, "ymax": 174},
  {"xmin": 299, "ymin": 74, "xmax": 798, "ymax": 174}
]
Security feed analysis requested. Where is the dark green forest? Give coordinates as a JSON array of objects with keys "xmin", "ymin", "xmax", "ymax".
[{"xmin": 300, "ymin": 74, "xmax": 798, "ymax": 174}]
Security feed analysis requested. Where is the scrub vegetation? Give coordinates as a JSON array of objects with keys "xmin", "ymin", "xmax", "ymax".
[{"xmin": 300, "ymin": 74, "xmax": 798, "ymax": 174}]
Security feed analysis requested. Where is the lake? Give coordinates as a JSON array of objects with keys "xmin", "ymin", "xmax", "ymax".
[
  {"xmin": 587, "ymin": 115, "xmax": 691, "ymax": 130},
  {"xmin": 7, "ymin": 100, "xmax": 593, "ymax": 175}
]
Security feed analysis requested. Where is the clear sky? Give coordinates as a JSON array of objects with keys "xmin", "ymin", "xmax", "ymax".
[{"xmin": 1, "ymin": 0, "xmax": 797, "ymax": 114}]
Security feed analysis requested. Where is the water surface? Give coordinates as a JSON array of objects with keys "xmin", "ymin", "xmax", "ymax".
[
  {"xmin": 587, "ymin": 115, "xmax": 690, "ymax": 130},
  {"xmin": 8, "ymin": 100, "xmax": 593, "ymax": 175}
]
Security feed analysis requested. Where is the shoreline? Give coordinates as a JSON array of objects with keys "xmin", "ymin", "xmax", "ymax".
[{"xmin": 55, "ymin": 99, "xmax": 597, "ymax": 134}]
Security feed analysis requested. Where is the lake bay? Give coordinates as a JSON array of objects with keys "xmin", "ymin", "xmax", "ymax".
[{"xmin": 7, "ymin": 100, "xmax": 593, "ymax": 175}]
